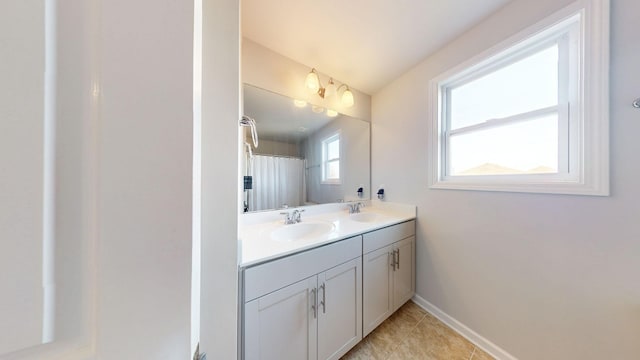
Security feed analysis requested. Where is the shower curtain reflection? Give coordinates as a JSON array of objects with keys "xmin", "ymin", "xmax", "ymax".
[{"xmin": 248, "ymin": 155, "xmax": 305, "ymax": 211}]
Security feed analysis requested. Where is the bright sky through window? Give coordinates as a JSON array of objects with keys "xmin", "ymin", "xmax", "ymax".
[
  {"xmin": 448, "ymin": 44, "xmax": 560, "ymax": 175},
  {"xmin": 450, "ymin": 115, "xmax": 558, "ymax": 174}
]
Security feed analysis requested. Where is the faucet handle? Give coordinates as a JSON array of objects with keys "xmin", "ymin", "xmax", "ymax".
[
  {"xmin": 347, "ymin": 202, "xmax": 365, "ymax": 214},
  {"xmin": 293, "ymin": 209, "xmax": 305, "ymax": 223},
  {"xmin": 347, "ymin": 203, "xmax": 358, "ymax": 214},
  {"xmin": 280, "ymin": 211, "xmax": 293, "ymax": 224}
]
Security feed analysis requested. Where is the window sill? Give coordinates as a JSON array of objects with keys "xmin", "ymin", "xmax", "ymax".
[
  {"xmin": 321, "ymin": 180, "xmax": 342, "ymax": 185},
  {"xmin": 430, "ymin": 179, "xmax": 609, "ymax": 196}
]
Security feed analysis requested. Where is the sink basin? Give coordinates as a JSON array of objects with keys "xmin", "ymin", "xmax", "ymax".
[
  {"xmin": 270, "ymin": 221, "xmax": 335, "ymax": 242},
  {"xmin": 349, "ymin": 212, "xmax": 381, "ymax": 223}
]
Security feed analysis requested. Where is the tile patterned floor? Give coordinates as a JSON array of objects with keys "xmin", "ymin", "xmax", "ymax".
[{"xmin": 341, "ymin": 301, "xmax": 495, "ymax": 360}]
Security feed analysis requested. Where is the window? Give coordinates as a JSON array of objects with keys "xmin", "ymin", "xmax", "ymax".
[
  {"xmin": 429, "ymin": 0, "xmax": 609, "ymax": 195},
  {"xmin": 448, "ymin": 44, "xmax": 564, "ymax": 177},
  {"xmin": 321, "ymin": 132, "xmax": 341, "ymax": 184}
]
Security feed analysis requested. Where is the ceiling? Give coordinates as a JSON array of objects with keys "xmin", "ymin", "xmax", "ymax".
[{"xmin": 242, "ymin": 0, "xmax": 513, "ymax": 95}]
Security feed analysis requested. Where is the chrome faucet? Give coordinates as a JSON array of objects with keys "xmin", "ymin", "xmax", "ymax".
[
  {"xmin": 280, "ymin": 209, "xmax": 305, "ymax": 224},
  {"xmin": 347, "ymin": 202, "xmax": 365, "ymax": 214}
]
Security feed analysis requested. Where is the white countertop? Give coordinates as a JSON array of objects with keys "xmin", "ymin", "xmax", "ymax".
[{"xmin": 239, "ymin": 201, "xmax": 416, "ymax": 267}]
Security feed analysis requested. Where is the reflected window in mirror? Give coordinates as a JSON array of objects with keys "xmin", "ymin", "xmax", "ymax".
[{"xmin": 322, "ymin": 132, "xmax": 341, "ymax": 184}]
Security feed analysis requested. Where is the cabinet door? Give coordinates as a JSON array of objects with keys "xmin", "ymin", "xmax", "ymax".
[
  {"xmin": 362, "ymin": 245, "xmax": 393, "ymax": 336},
  {"xmin": 317, "ymin": 258, "xmax": 362, "ymax": 360},
  {"xmin": 393, "ymin": 236, "xmax": 415, "ymax": 311},
  {"xmin": 245, "ymin": 276, "xmax": 318, "ymax": 360}
]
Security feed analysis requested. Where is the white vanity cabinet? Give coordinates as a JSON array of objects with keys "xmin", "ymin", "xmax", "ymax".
[
  {"xmin": 362, "ymin": 220, "xmax": 415, "ymax": 336},
  {"xmin": 243, "ymin": 236, "xmax": 362, "ymax": 360}
]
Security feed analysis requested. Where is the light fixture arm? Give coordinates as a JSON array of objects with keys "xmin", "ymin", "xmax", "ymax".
[
  {"xmin": 311, "ymin": 68, "xmax": 325, "ymax": 88},
  {"xmin": 309, "ymin": 68, "xmax": 327, "ymax": 98}
]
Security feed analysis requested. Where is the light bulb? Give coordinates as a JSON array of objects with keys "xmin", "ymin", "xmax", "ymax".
[
  {"xmin": 341, "ymin": 87, "xmax": 355, "ymax": 107},
  {"xmin": 324, "ymin": 78, "xmax": 336, "ymax": 98},
  {"xmin": 326, "ymin": 109, "xmax": 338, "ymax": 117},
  {"xmin": 305, "ymin": 69, "xmax": 320, "ymax": 93},
  {"xmin": 293, "ymin": 99, "xmax": 307, "ymax": 108}
]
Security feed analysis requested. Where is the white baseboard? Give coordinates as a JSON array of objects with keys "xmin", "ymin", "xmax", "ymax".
[{"xmin": 412, "ymin": 295, "xmax": 518, "ymax": 360}]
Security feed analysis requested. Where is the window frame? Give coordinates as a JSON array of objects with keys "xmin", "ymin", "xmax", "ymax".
[
  {"xmin": 321, "ymin": 132, "xmax": 341, "ymax": 184},
  {"xmin": 428, "ymin": 0, "xmax": 609, "ymax": 196},
  {"xmin": 442, "ymin": 32, "xmax": 574, "ymax": 182}
]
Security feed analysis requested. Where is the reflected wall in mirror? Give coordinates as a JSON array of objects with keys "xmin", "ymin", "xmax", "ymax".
[{"xmin": 242, "ymin": 84, "xmax": 371, "ymax": 212}]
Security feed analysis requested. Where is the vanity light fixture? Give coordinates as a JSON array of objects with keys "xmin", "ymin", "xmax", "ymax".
[
  {"xmin": 305, "ymin": 69, "xmax": 321, "ymax": 93},
  {"xmin": 304, "ymin": 68, "xmax": 355, "ymax": 108},
  {"xmin": 324, "ymin": 78, "xmax": 336, "ymax": 98},
  {"xmin": 339, "ymin": 85, "xmax": 354, "ymax": 107}
]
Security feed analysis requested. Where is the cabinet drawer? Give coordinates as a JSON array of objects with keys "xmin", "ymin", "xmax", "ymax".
[
  {"xmin": 244, "ymin": 236, "xmax": 362, "ymax": 302},
  {"xmin": 362, "ymin": 220, "xmax": 415, "ymax": 254}
]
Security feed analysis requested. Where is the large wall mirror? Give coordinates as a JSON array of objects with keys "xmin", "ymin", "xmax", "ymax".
[{"xmin": 242, "ymin": 84, "xmax": 371, "ymax": 212}]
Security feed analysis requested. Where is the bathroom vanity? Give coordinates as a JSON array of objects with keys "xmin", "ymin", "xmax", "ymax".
[{"xmin": 239, "ymin": 202, "xmax": 416, "ymax": 360}]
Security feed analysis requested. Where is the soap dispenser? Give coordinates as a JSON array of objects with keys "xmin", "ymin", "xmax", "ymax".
[
  {"xmin": 377, "ymin": 188, "xmax": 385, "ymax": 200},
  {"xmin": 357, "ymin": 186, "xmax": 364, "ymax": 198}
]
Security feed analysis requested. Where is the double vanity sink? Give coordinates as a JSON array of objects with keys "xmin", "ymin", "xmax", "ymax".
[
  {"xmin": 239, "ymin": 201, "xmax": 416, "ymax": 360},
  {"xmin": 239, "ymin": 201, "xmax": 415, "ymax": 267}
]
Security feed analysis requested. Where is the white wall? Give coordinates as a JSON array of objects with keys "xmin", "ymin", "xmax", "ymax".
[
  {"xmin": 372, "ymin": 0, "xmax": 640, "ymax": 359},
  {"xmin": 97, "ymin": 0, "xmax": 195, "ymax": 358},
  {"xmin": 0, "ymin": 0, "xmax": 46, "ymax": 354},
  {"xmin": 1, "ymin": 1, "xmax": 97, "ymax": 359},
  {"xmin": 199, "ymin": 0, "xmax": 239, "ymax": 358}
]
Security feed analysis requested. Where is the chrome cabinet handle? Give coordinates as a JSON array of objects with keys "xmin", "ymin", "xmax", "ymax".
[
  {"xmin": 311, "ymin": 288, "xmax": 317, "ymax": 318},
  {"xmin": 320, "ymin": 283, "xmax": 326, "ymax": 314},
  {"xmin": 390, "ymin": 249, "xmax": 399, "ymax": 270},
  {"xmin": 394, "ymin": 249, "xmax": 398, "ymax": 270},
  {"xmin": 389, "ymin": 252, "xmax": 395, "ymax": 271}
]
